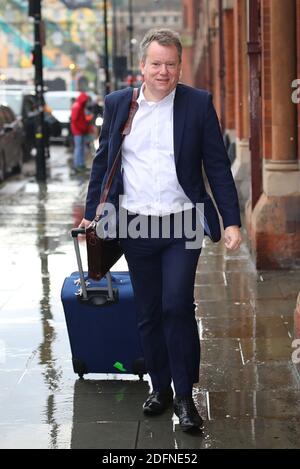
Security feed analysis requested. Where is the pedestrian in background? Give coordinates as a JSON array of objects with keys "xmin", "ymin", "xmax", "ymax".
[
  {"xmin": 80, "ymin": 29, "xmax": 242, "ymax": 432},
  {"xmin": 70, "ymin": 92, "xmax": 90, "ymax": 171},
  {"xmin": 84, "ymin": 96, "xmax": 96, "ymax": 155}
]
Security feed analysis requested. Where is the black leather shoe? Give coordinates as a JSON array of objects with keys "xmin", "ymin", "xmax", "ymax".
[
  {"xmin": 174, "ymin": 396, "xmax": 203, "ymax": 432},
  {"xmin": 143, "ymin": 388, "xmax": 173, "ymax": 415}
]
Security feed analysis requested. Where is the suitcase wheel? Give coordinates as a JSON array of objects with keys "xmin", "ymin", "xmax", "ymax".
[
  {"xmin": 72, "ymin": 358, "xmax": 88, "ymax": 379},
  {"xmin": 132, "ymin": 357, "xmax": 146, "ymax": 380}
]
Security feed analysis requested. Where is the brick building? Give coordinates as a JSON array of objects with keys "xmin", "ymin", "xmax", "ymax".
[{"xmin": 181, "ymin": 0, "xmax": 300, "ymax": 269}]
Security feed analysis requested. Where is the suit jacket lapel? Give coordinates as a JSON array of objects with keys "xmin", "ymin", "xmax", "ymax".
[{"xmin": 173, "ymin": 84, "xmax": 188, "ymax": 166}]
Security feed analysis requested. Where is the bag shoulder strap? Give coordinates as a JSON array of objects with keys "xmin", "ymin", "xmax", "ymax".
[{"xmin": 95, "ymin": 88, "xmax": 139, "ymax": 219}]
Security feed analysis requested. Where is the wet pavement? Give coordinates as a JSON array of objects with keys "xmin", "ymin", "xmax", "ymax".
[{"xmin": 0, "ymin": 146, "xmax": 299, "ymax": 449}]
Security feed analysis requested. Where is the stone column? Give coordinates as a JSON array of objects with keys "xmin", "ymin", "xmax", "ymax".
[
  {"xmin": 250, "ymin": 0, "xmax": 300, "ymax": 269},
  {"xmin": 231, "ymin": 0, "xmax": 250, "ymax": 206},
  {"xmin": 223, "ymin": 6, "xmax": 235, "ymax": 132},
  {"xmin": 297, "ymin": 0, "xmax": 300, "ymax": 163},
  {"xmin": 264, "ymin": 0, "xmax": 298, "ymax": 182},
  {"xmin": 294, "ymin": 292, "xmax": 300, "ymax": 377}
]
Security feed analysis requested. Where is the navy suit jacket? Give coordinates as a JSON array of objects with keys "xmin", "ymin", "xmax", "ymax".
[{"xmin": 85, "ymin": 83, "xmax": 241, "ymax": 238}]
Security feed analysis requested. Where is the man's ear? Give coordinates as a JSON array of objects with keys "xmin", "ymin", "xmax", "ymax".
[{"xmin": 140, "ymin": 60, "xmax": 145, "ymax": 75}]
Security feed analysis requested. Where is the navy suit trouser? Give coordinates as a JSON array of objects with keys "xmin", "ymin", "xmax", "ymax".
[{"xmin": 120, "ymin": 209, "xmax": 202, "ymax": 396}]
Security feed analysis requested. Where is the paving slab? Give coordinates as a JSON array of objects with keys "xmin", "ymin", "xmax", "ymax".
[
  {"xmin": 199, "ymin": 316, "xmax": 290, "ymax": 339},
  {"xmin": 198, "ymin": 362, "xmax": 300, "ymax": 392},
  {"xmin": 207, "ymin": 390, "xmax": 300, "ymax": 420},
  {"xmin": 239, "ymin": 337, "xmax": 294, "ymax": 363}
]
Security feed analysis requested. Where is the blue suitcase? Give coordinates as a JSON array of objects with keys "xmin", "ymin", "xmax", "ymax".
[{"xmin": 61, "ymin": 228, "xmax": 145, "ymax": 379}]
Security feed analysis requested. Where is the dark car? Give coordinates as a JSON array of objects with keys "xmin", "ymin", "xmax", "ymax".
[{"xmin": 0, "ymin": 105, "xmax": 23, "ymax": 182}]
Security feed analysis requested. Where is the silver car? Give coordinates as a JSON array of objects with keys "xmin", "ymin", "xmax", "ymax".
[{"xmin": 0, "ymin": 105, "xmax": 23, "ymax": 182}]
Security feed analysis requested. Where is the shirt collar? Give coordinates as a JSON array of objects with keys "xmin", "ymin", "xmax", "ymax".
[{"xmin": 137, "ymin": 84, "xmax": 176, "ymax": 106}]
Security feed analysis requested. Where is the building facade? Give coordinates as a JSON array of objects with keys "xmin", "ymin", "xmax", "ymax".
[{"xmin": 182, "ymin": 0, "xmax": 300, "ymax": 269}]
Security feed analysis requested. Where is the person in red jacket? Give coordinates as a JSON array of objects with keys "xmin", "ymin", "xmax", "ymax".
[{"xmin": 70, "ymin": 92, "xmax": 90, "ymax": 170}]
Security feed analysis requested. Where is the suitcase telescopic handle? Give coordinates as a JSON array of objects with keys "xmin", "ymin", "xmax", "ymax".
[
  {"xmin": 71, "ymin": 227, "xmax": 86, "ymax": 237},
  {"xmin": 71, "ymin": 228, "xmax": 88, "ymax": 298},
  {"xmin": 70, "ymin": 227, "xmax": 114, "ymax": 302}
]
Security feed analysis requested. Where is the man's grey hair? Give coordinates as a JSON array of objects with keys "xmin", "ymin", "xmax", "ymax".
[{"xmin": 140, "ymin": 29, "xmax": 182, "ymax": 63}]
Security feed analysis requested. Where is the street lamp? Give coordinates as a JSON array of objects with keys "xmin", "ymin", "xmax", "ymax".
[
  {"xmin": 112, "ymin": 0, "xmax": 118, "ymax": 90},
  {"xmin": 103, "ymin": 0, "xmax": 110, "ymax": 95},
  {"xmin": 69, "ymin": 63, "xmax": 76, "ymax": 91},
  {"xmin": 127, "ymin": 0, "xmax": 134, "ymax": 77},
  {"xmin": 29, "ymin": 0, "xmax": 46, "ymax": 182}
]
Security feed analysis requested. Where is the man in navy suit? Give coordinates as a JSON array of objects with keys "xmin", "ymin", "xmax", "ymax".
[{"xmin": 80, "ymin": 29, "xmax": 242, "ymax": 432}]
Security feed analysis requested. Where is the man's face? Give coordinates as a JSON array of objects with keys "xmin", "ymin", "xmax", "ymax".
[{"xmin": 140, "ymin": 41, "xmax": 181, "ymax": 100}]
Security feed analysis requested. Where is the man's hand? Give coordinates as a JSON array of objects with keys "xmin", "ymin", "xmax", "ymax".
[
  {"xmin": 224, "ymin": 225, "xmax": 242, "ymax": 250},
  {"xmin": 78, "ymin": 218, "xmax": 93, "ymax": 229}
]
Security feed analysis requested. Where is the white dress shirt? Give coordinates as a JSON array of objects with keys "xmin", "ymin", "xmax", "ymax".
[{"xmin": 120, "ymin": 85, "xmax": 193, "ymax": 216}]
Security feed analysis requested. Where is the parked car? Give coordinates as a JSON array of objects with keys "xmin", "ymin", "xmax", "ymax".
[
  {"xmin": 0, "ymin": 85, "xmax": 35, "ymax": 116},
  {"xmin": 0, "ymin": 105, "xmax": 23, "ymax": 182},
  {"xmin": 44, "ymin": 90, "xmax": 97, "ymax": 144},
  {"xmin": 0, "ymin": 88, "xmax": 36, "ymax": 160},
  {"xmin": 0, "ymin": 88, "xmax": 62, "ymax": 159},
  {"xmin": 0, "ymin": 86, "xmax": 36, "ymax": 121}
]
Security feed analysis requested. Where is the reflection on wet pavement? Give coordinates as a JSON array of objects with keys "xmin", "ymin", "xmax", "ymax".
[{"xmin": 0, "ymin": 146, "xmax": 299, "ymax": 449}]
